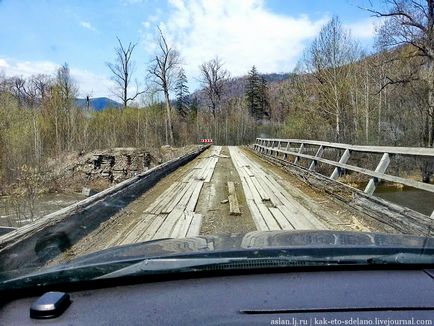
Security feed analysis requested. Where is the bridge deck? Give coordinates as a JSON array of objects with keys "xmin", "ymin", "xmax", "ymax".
[
  {"xmin": 229, "ymin": 146, "xmax": 325, "ymax": 231},
  {"xmin": 45, "ymin": 145, "xmax": 430, "ymax": 265},
  {"xmin": 107, "ymin": 146, "xmax": 222, "ymax": 247}
]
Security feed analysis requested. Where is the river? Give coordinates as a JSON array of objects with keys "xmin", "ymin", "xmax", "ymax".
[
  {"xmin": 0, "ymin": 192, "xmax": 86, "ymax": 227},
  {"xmin": 375, "ymin": 186, "xmax": 434, "ymax": 216}
]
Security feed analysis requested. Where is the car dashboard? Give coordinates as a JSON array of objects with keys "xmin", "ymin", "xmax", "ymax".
[{"xmin": 1, "ymin": 268, "xmax": 434, "ymax": 325}]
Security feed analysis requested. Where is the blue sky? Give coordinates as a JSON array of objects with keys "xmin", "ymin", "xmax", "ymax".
[{"xmin": 0, "ymin": 0, "xmax": 379, "ymax": 100}]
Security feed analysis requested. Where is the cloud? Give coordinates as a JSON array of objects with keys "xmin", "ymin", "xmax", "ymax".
[
  {"xmin": 346, "ymin": 17, "xmax": 378, "ymax": 40},
  {"xmin": 79, "ymin": 21, "xmax": 97, "ymax": 32},
  {"xmin": 0, "ymin": 57, "xmax": 114, "ymax": 98},
  {"xmin": 142, "ymin": 0, "xmax": 328, "ymax": 83}
]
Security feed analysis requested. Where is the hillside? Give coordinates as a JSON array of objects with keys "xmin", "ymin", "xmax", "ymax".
[{"xmin": 75, "ymin": 97, "xmax": 122, "ymax": 111}]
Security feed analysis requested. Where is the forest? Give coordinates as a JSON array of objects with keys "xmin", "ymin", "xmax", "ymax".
[{"xmin": 0, "ymin": 0, "xmax": 433, "ymax": 198}]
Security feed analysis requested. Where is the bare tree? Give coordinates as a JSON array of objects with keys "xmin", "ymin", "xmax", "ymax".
[
  {"xmin": 365, "ymin": 0, "xmax": 434, "ymax": 147},
  {"xmin": 107, "ymin": 37, "xmax": 145, "ymax": 109},
  {"xmin": 303, "ymin": 16, "xmax": 361, "ymax": 142},
  {"xmin": 148, "ymin": 27, "xmax": 180, "ymax": 145},
  {"xmin": 199, "ymin": 57, "xmax": 229, "ymax": 118}
]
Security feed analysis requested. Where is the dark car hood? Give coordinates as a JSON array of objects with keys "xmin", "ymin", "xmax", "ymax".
[{"xmin": 65, "ymin": 230, "xmax": 434, "ymax": 268}]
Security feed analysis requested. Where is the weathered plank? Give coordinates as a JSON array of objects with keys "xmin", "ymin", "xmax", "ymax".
[
  {"xmin": 153, "ymin": 208, "xmax": 185, "ymax": 239},
  {"xmin": 229, "ymin": 146, "xmax": 327, "ymax": 232},
  {"xmin": 186, "ymin": 213, "xmax": 203, "ymax": 237},
  {"xmin": 269, "ymin": 207, "xmax": 294, "ymax": 230},
  {"xmin": 227, "ymin": 181, "xmax": 241, "ymax": 216}
]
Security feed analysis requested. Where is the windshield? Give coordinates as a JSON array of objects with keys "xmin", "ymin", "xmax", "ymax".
[{"xmin": 0, "ymin": 0, "xmax": 434, "ymax": 288}]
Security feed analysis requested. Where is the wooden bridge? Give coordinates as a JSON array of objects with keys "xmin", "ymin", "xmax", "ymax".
[
  {"xmin": 0, "ymin": 139, "xmax": 433, "ymax": 271},
  {"xmin": 254, "ymin": 138, "xmax": 434, "ymax": 195}
]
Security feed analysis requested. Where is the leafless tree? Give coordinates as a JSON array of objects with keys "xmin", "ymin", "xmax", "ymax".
[
  {"xmin": 148, "ymin": 27, "xmax": 180, "ymax": 145},
  {"xmin": 365, "ymin": 0, "xmax": 434, "ymax": 147},
  {"xmin": 303, "ymin": 16, "xmax": 361, "ymax": 142},
  {"xmin": 199, "ymin": 57, "xmax": 229, "ymax": 118},
  {"xmin": 107, "ymin": 37, "xmax": 145, "ymax": 109}
]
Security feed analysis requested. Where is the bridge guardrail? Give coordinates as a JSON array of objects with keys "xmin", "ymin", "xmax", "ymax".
[{"xmin": 253, "ymin": 138, "xmax": 434, "ymax": 196}]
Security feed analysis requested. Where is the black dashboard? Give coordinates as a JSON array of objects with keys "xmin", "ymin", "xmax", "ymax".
[{"xmin": 1, "ymin": 269, "xmax": 434, "ymax": 325}]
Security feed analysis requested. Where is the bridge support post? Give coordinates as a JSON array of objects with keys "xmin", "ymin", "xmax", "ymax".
[
  {"xmin": 309, "ymin": 145, "xmax": 324, "ymax": 171},
  {"xmin": 330, "ymin": 149, "xmax": 351, "ymax": 180},
  {"xmin": 284, "ymin": 142, "xmax": 291, "ymax": 160},
  {"xmin": 294, "ymin": 143, "xmax": 304, "ymax": 165},
  {"xmin": 364, "ymin": 153, "xmax": 390, "ymax": 195}
]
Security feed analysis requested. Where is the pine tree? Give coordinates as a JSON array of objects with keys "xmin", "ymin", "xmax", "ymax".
[
  {"xmin": 245, "ymin": 65, "xmax": 269, "ymax": 120},
  {"xmin": 175, "ymin": 68, "xmax": 190, "ymax": 119},
  {"xmin": 259, "ymin": 76, "xmax": 269, "ymax": 118}
]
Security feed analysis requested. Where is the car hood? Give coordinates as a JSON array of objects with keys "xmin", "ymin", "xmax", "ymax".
[{"xmin": 64, "ymin": 230, "xmax": 434, "ymax": 268}]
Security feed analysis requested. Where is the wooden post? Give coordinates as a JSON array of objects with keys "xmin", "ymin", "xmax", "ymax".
[
  {"xmin": 294, "ymin": 143, "xmax": 304, "ymax": 165},
  {"xmin": 364, "ymin": 153, "xmax": 390, "ymax": 195},
  {"xmin": 284, "ymin": 141, "xmax": 290, "ymax": 160},
  {"xmin": 276, "ymin": 141, "xmax": 281, "ymax": 157},
  {"xmin": 309, "ymin": 145, "xmax": 324, "ymax": 171},
  {"xmin": 330, "ymin": 149, "xmax": 351, "ymax": 180}
]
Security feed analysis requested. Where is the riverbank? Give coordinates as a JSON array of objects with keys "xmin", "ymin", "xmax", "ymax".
[{"xmin": 0, "ymin": 145, "xmax": 201, "ymax": 228}]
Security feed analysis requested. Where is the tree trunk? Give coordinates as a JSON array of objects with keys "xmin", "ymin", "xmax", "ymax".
[
  {"xmin": 164, "ymin": 90, "xmax": 174, "ymax": 145},
  {"xmin": 428, "ymin": 67, "xmax": 434, "ymax": 148}
]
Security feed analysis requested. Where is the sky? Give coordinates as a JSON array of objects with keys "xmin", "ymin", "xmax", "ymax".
[{"xmin": 0, "ymin": 0, "xmax": 380, "ymax": 100}]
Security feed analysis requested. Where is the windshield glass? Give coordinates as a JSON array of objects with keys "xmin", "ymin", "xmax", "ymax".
[{"xmin": 0, "ymin": 0, "xmax": 433, "ymax": 287}]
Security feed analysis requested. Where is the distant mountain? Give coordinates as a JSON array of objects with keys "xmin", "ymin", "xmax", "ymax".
[
  {"xmin": 75, "ymin": 97, "xmax": 122, "ymax": 111},
  {"xmin": 190, "ymin": 72, "xmax": 291, "ymax": 103}
]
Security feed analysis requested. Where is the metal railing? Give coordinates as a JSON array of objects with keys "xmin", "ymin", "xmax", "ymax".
[{"xmin": 253, "ymin": 138, "xmax": 434, "ymax": 196}]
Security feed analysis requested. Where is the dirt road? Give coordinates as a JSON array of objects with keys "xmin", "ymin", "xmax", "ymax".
[{"xmin": 50, "ymin": 145, "xmax": 375, "ymax": 264}]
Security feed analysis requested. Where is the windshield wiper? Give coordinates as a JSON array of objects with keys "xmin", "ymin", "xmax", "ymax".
[
  {"xmin": 95, "ymin": 256, "xmax": 369, "ymax": 280},
  {"xmin": 368, "ymin": 253, "xmax": 434, "ymax": 265}
]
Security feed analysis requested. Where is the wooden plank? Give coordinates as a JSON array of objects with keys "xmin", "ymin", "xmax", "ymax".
[
  {"xmin": 139, "ymin": 214, "xmax": 168, "ymax": 241},
  {"xmin": 243, "ymin": 166, "xmax": 255, "ymax": 177},
  {"xmin": 186, "ymin": 213, "xmax": 203, "ymax": 237},
  {"xmin": 250, "ymin": 177, "xmax": 271, "ymax": 201},
  {"xmin": 227, "ymin": 181, "xmax": 241, "ymax": 216},
  {"xmin": 174, "ymin": 211, "xmax": 195, "ymax": 238},
  {"xmin": 146, "ymin": 182, "xmax": 182, "ymax": 214},
  {"xmin": 364, "ymin": 153, "xmax": 390, "ymax": 195},
  {"xmin": 234, "ymin": 146, "xmax": 327, "ymax": 230},
  {"xmin": 185, "ymin": 181, "xmax": 204, "ymax": 212},
  {"xmin": 276, "ymin": 205, "xmax": 311, "ymax": 230},
  {"xmin": 256, "ymin": 203, "xmax": 281, "ymax": 230},
  {"xmin": 204, "ymin": 157, "xmax": 218, "ymax": 182},
  {"xmin": 119, "ymin": 213, "xmax": 158, "ymax": 244},
  {"xmin": 244, "ymin": 175, "xmax": 263, "ymax": 204},
  {"xmin": 153, "ymin": 208, "xmax": 184, "ymax": 239},
  {"xmin": 255, "ymin": 174, "xmax": 283, "ymax": 206},
  {"xmin": 330, "ymin": 149, "xmax": 351, "ymax": 180},
  {"xmin": 269, "ymin": 207, "xmax": 294, "ymax": 230},
  {"xmin": 161, "ymin": 183, "xmax": 191, "ymax": 213},
  {"xmin": 247, "ymin": 199, "xmax": 269, "ymax": 231}
]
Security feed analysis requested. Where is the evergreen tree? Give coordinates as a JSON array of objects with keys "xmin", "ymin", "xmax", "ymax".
[
  {"xmin": 175, "ymin": 68, "xmax": 190, "ymax": 119},
  {"xmin": 259, "ymin": 76, "xmax": 269, "ymax": 118},
  {"xmin": 245, "ymin": 65, "xmax": 269, "ymax": 120}
]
